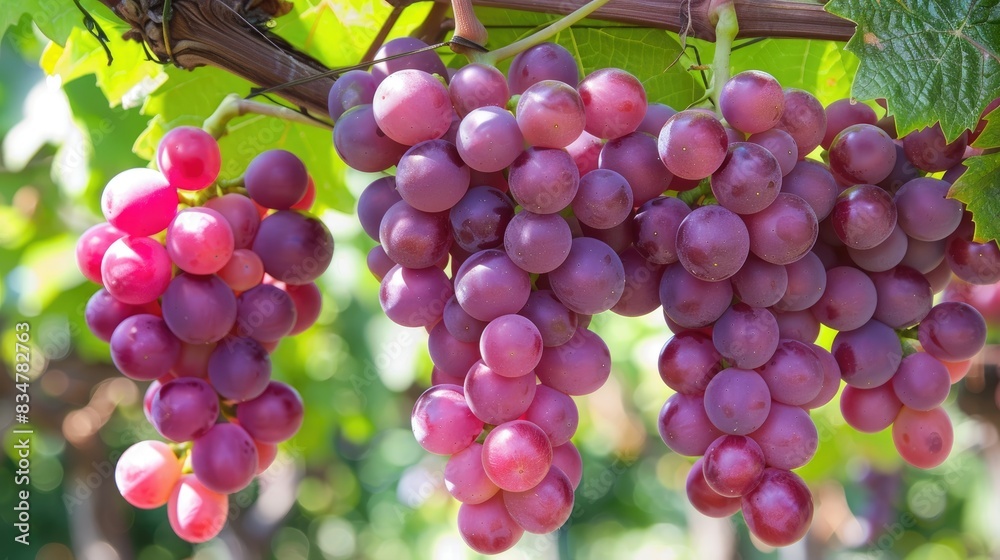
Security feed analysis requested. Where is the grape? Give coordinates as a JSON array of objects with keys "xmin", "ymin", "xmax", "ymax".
[
  {"xmin": 712, "ymin": 303, "xmax": 779, "ymax": 370},
  {"xmin": 943, "ymin": 358, "xmax": 973, "ymax": 384},
  {"xmin": 77, "ymin": 222, "xmax": 125, "ymax": 284},
  {"xmin": 893, "ymin": 177, "xmax": 962, "ymax": 241},
  {"xmin": 946, "ymin": 236, "xmax": 1000, "ymax": 284},
  {"xmin": 379, "ymin": 264, "xmax": 452, "ymax": 328},
  {"xmin": 901, "ymin": 236, "xmax": 946, "ymax": 273},
  {"xmin": 892, "ymin": 406, "xmax": 953, "ymax": 469},
  {"xmin": 831, "ymin": 184, "xmax": 897, "ymax": 250},
  {"xmin": 571, "ymin": 169, "xmax": 633, "ymax": 229},
  {"xmin": 599, "ymin": 132, "xmax": 673, "ymax": 205},
  {"xmin": 578, "ymin": 67, "xmax": 646, "ymax": 139},
  {"xmin": 150, "ymin": 377, "xmax": 219, "ymax": 442},
  {"xmin": 445, "ymin": 443, "xmax": 499, "ymax": 504},
  {"xmin": 411, "ymin": 385, "xmax": 483, "ymax": 455},
  {"xmin": 398, "ymin": 140, "xmax": 474, "ymax": 215},
  {"xmin": 611, "ymin": 247, "xmax": 666, "ymax": 316},
  {"xmin": 379, "ymin": 200, "xmax": 451, "ymax": 269},
  {"xmin": 457, "ymin": 493, "xmax": 523, "ymax": 554},
  {"xmin": 166, "ymin": 207, "xmax": 235, "ymax": 275},
  {"xmin": 565, "ymin": 130, "xmax": 603, "ymax": 176},
  {"xmin": 456, "ymin": 107, "xmax": 523, "ymax": 173},
  {"xmin": 832, "ymin": 319, "xmax": 902, "ymax": 388},
  {"xmin": 426, "ymin": 325, "xmax": 478, "ymax": 382},
  {"xmin": 810, "ymin": 266, "xmax": 877, "ymax": 331},
  {"xmin": 773, "ymin": 251, "xmax": 826, "ymax": 311},
  {"xmin": 101, "ymin": 236, "xmax": 173, "ymax": 305},
  {"xmin": 252, "ymin": 210, "xmax": 334, "ymax": 285},
  {"xmin": 703, "ymin": 367, "xmax": 772, "ymax": 436},
  {"xmin": 658, "ymin": 331, "xmax": 722, "ymax": 395},
  {"xmin": 244, "ymin": 150, "xmax": 309, "ymax": 210},
  {"xmin": 822, "ymin": 98, "xmax": 878, "ymax": 150},
  {"xmin": 110, "ymin": 314, "xmax": 182, "ymax": 381},
  {"xmin": 115, "ymin": 440, "xmax": 183, "ymax": 509},
  {"xmin": 741, "ymin": 468, "xmax": 813, "ymax": 547},
  {"xmin": 507, "ymin": 42, "xmax": 579, "ymax": 94},
  {"xmin": 156, "ymin": 126, "xmax": 221, "ymax": 191},
  {"xmin": 168, "ymin": 474, "xmax": 229, "ymax": 543},
  {"xmin": 891, "ymin": 352, "xmax": 950, "ymax": 411},
  {"xmin": 236, "ymin": 381, "xmax": 304, "ymax": 443},
  {"xmin": 508, "ymin": 147, "xmax": 580, "ymax": 214},
  {"xmin": 632, "ymin": 196, "xmax": 691, "ymax": 264},
  {"xmin": 710, "ymin": 143, "xmax": 783, "ymax": 215},
  {"xmin": 846, "ymin": 223, "xmax": 907, "ymax": 272},
  {"xmin": 748, "ymin": 128, "xmax": 797, "ymax": 176},
  {"xmin": 479, "ymin": 314, "xmax": 542, "ymax": 378},
  {"xmin": 370, "ymin": 37, "xmax": 448, "ymax": 83},
  {"xmin": 870, "ymin": 265, "xmax": 932, "ymax": 328},
  {"xmin": 828, "ymin": 124, "xmax": 897, "ymax": 184},
  {"xmin": 279, "ymin": 281, "xmax": 323, "ymax": 335},
  {"xmin": 516, "ymin": 80, "xmax": 586, "ymax": 148},
  {"xmin": 333, "ymin": 104, "xmax": 409, "ymax": 172},
  {"xmin": 161, "ymin": 273, "xmax": 237, "ymax": 344},
  {"xmin": 685, "ymin": 457, "xmax": 742, "ymax": 517},
  {"xmin": 481, "ymin": 420, "xmax": 552, "ymax": 492},
  {"xmin": 503, "ymin": 466, "xmax": 575, "ymax": 533},
  {"xmin": 776, "ymin": 88, "xmax": 826, "ymax": 158},
  {"xmin": 749, "ymin": 403, "xmax": 818, "ymax": 470},
  {"xmin": 902, "ymin": 124, "xmax": 968, "ymax": 172},
  {"xmin": 85, "ymin": 288, "xmax": 148, "ymax": 342},
  {"xmin": 743, "ymin": 193, "xmax": 819, "ymax": 265},
  {"xmin": 327, "ymin": 69, "xmax": 377, "ymax": 120},
  {"xmin": 464, "ymin": 360, "xmax": 536, "ymax": 424},
  {"xmin": 840, "ymin": 383, "xmax": 901, "ymax": 433},
  {"xmin": 757, "ymin": 339, "xmax": 824, "ymax": 406},
  {"xmin": 517, "ymin": 290, "xmax": 578, "ymax": 347},
  {"xmin": 373, "ymin": 70, "xmax": 454, "ymax": 146},
  {"xmin": 217, "ymin": 248, "xmax": 264, "ymax": 292},
  {"xmin": 703, "ymin": 435, "xmax": 766, "ymax": 497},
  {"xmin": 918, "ymin": 301, "xmax": 987, "ymax": 361},
  {"xmin": 101, "ymin": 168, "xmax": 178, "ymax": 236},
  {"xmin": 448, "ymin": 186, "xmax": 514, "ymax": 253},
  {"xmin": 656, "ymin": 110, "xmax": 729, "ymax": 180},
  {"xmin": 659, "ymin": 264, "xmax": 734, "ymax": 328},
  {"xmin": 455, "ymin": 249, "xmax": 531, "ymax": 322},
  {"xmin": 676, "ymin": 204, "xmax": 750, "ymax": 281},
  {"xmin": 773, "ymin": 309, "xmax": 820, "ymax": 344},
  {"xmin": 719, "ymin": 70, "xmax": 784, "ymax": 134},
  {"xmin": 637, "ymin": 102, "xmax": 676, "ymax": 136},
  {"xmin": 548, "ymin": 237, "xmax": 625, "ymax": 314},
  {"xmin": 802, "ymin": 345, "xmax": 841, "ymax": 409},
  {"xmin": 254, "ymin": 440, "xmax": 278, "ymax": 474},
  {"xmin": 879, "ymin": 142, "xmax": 925, "ymax": 194},
  {"xmin": 191, "ymin": 422, "xmax": 258, "ymax": 494},
  {"xmin": 551, "ymin": 444, "xmax": 583, "ymax": 491},
  {"xmin": 780, "ymin": 160, "xmax": 838, "ymax": 221},
  {"xmin": 444, "ymin": 295, "xmax": 489, "ymax": 343},
  {"xmin": 522, "ymin": 384, "xmax": 578, "ymax": 447},
  {"xmin": 450, "ymin": 63, "xmax": 509, "ymax": 118},
  {"xmin": 503, "ymin": 210, "xmax": 572, "ymax": 274},
  {"xmin": 534, "ymin": 328, "xmax": 611, "ymax": 396},
  {"xmin": 731, "ymin": 255, "xmax": 788, "ymax": 307},
  {"xmin": 208, "ymin": 336, "xmax": 271, "ymax": 402},
  {"xmin": 203, "ymin": 193, "xmax": 260, "ymax": 250},
  {"xmin": 171, "ymin": 341, "xmax": 215, "ymax": 379}
]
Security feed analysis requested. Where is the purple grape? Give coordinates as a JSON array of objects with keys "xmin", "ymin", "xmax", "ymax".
[
  {"xmin": 611, "ymin": 247, "xmax": 666, "ymax": 317},
  {"xmin": 632, "ymin": 196, "xmax": 691, "ymax": 264},
  {"xmin": 830, "ymin": 184, "xmax": 897, "ymax": 250},
  {"xmin": 822, "ymin": 98, "xmax": 878, "ymax": 150},
  {"xmin": 773, "ymin": 251, "xmax": 827, "ymax": 312},
  {"xmin": 521, "ymin": 384, "xmax": 578, "ymax": 447},
  {"xmin": 372, "ymin": 69, "xmax": 454, "ymax": 146},
  {"xmin": 333, "ymin": 104, "xmax": 408, "ymax": 172},
  {"xmin": 379, "ymin": 264, "xmax": 452, "ymax": 328},
  {"xmin": 161, "ymin": 274, "xmax": 237, "ymax": 345},
  {"xmin": 379, "ymin": 200, "xmax": 451, "ymax": 269},
  {"xmin": 396, "ymin": 139, "xmax": 471, "ymax": 212},
  {"xmin": 832, "ymin": 319, "xmax": 902, "ymax": 388},
  {"xmin": 464, "ymin": 360, "xmax": 536, "ymax": 425},
  {"xmin": 599, "ymin": 132, "xmax": 673, "ymax": 206},
  {"xmin": 703, "ymin": 367, "xmax": 772, "ymax": 435},
  {"xmin": 208, "ymin": 337, "xmax": 271, "ymax": 403},
  {"xmin": 748, "ymin": 128, "xmax": 797, "ymax": 176},
  {"xmin": 744, "ymin": 193, "xmax": 818, "ymax": 265},
  {"xmin": 328, "ymin": 69, "xmax": 377, "ymax": 120},
  {"xmin": 712, "ymin": 304, "xmax": 779, "ymax": 370},
  {"xmin": 703, "ymin": 435, "xmax": 766, "ymax": 497},
  {"xmin": 741, "ymin": 468, "xmax": 814, "ymax": 547},
  {"xmin": 518, "ymin": 290, "xmax": 578, "ymax": 347},
  {"xmin": 449, "ymin": 63, "xmax": 509, "ymax": 118},
  {"xmin": 244, "ymin": 150, "xmax": 308, "ymax": 210},
  {"xmin": 840, "ymin": 383, "xmax": 901, "ymax": 433},
  {"xmin": 457, "ymin": 106, "xmax": 524, "ymax": 175},
  {"xmin": 719, "ymin": 70, "xmax": 785, "ymax": 134},
  {"xmin": 252, "ymin": 210, "xmax": 334, "ymax": 285},
  {"xmin": 507, "ymin": 42, "xmax": 578, "ymax": 94},
  {"xmin": 571, "ymin": 169, "xmax": 633, "ymax": 229},
  {"xmin": 578, "ymin": 67, "xmax": 647, "ymax": 139},
  {"xmin": 444, "ymin": 295, "xmax": 489, "ymax": 344},
  {"xmin": 236, "ymin": 381, "xmax": 304, "ymax": 443},
  {"xmin": 534, "ymin": 328, "xmax": 611, "ymax": 396},
  {"xmin": 810, "ymin": 266, "xmax": 877, "ymax": 331},
  {"xmin": 902, "ymin": 124, "xmax": 967, "ymax": 172},
  {"xmin": 548, "ymin": 237, "xmax": 625, "ymax": 315},
  {"xmin": 428, "ymin": 321, "xmax": 481, "ymax": 379},
  {"xmin": 454, "ymin": 249, "xmax": 531, "ymax": 322},
  {"xmin": 150, "ymin": 377, "xmax": 219, "ymax": 442},
  {"xmin": 846, "ymin": 223, "xmax": 908, "ymax": 272},
  {"xmin": 780, "ymin": 160, "xmax": 839, "ymax": 221},
  {"xmin": 659, "ymin": 264, "xmax": 733, "ymax": 328},
  {"xmin": 749, "ymin": 402, "xmax": 818, "ymax": 469},
  {"xmin": 776, "ymin": 88, "xmax": 826, "ymax": 159},
  {"xmin": 658, "ymin": 331, "xmax": 722, "ymax": 395},
  {"xmin": 893, "ymin": 177, "xmax": 962, "ymax": 241},
  {"xmin": 234, "ymin": 284, "xmax": 297, "ymax": 343},
  {"xmin": 710, "ymin": 142, "xmax": 782, "ymax": 214},
  {"xmin": 508, "ymin": 147, "xmax": 580, "ymax": 214},
  {"xmin": 85, "ymin": 288, "xmax": 149, "ymax": 343},
  {"xmin": 676, "ymin": 205, "xmax": 750, "ymax": 281},
  {"xmin": 657, "ymin": 110, "xmax": 729, "ymax": 180},
  {"xmin": 370, "ymin": 37, "xmax": 448, "ymax": 83},
  {"xmin": 191, "ymin": 422, "xmax": 258, "ymax": 494},
  {"xmin": 731, "ymin": 255, "xmax": 788, "ymax": 307},
  {"xmin": 411, "ymin": 384, "xmax": 483, "ymax": 455},
  {"xmin": 516, "ymin": 80, "xmax": 586, "ymax": 148},
  {"xmin": 870, "ymin": 265, "xmax": 932, "ymax": 328},
  {"xmin": 918, "ymin": 301, "xmax": 987, "ymax": 362},
  {"xmin": 658, "ymin": 392, "xmax": 725, "ymax": 456},
  {"xmin": 828, "ymin": 123, "xmax": 897, "ymax": 184},
  {"xmin": 891, "ymin": 352, "xmax": 951, "ymax": 411},
  {"xmin": 757, "ymin": 339, "xmax": 824, "ymax": 406}
]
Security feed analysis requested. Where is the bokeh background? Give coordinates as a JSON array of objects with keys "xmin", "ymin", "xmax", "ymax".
[{"xmin": 2, "ymin": 2, "xmax": 1000, "ymax": 559}]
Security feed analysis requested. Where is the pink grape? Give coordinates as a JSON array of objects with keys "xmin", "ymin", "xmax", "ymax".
[
  {"xmin": 166, "ymin": 207, "xmax": 235, "ymax": 275},
  {"xmin": 156, "ymin": 126, "xmax": 221, "ymax": 191},
  {"xmin": 115, "ymin": 440, "xmax": 182, "ymax": 509},
  {"xmin": 101, "ymin": 168, "xmax": 178, "ymax": 236},
  {"xmin": 168, "ymin": 474, "xmax": 229, "ymax": 543}
]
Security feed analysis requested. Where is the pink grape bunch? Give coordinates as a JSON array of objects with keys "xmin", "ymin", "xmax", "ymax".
[
  {"xmin": 75, "ymin": 126, "xmax": 332, "ymax": 543},
  {"xmin": 331, "ymin": 35, "xmax": 999, "ymax": 552}
]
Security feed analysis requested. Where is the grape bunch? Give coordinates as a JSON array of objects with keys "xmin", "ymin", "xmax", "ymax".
[
  {"xmin": 332, "ymin": 34, "xmax": 998, "ymax": 552},
  {"xmin": 75, "ymin": 127, "xmax": 332, "ymax": 542}
]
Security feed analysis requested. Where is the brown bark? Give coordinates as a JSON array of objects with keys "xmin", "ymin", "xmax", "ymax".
[{"xmin": 95, "ymin": 0, "xmax": 856, "ymax": 118}]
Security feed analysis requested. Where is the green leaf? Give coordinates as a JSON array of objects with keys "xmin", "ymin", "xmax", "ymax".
[
  {"xmin": 949, "ymin": 152, "xmax": 1000, "ymax": 242},
  {"xmin": 826, "ymin": 0, "xmax": 1000, "ymax": 141},
  {"xmin": 972, "ymin": 106, "xmax": 1000, "ymax": 148},
  {"xmin": 1, "ymin": 0, "xmax": 109, "ymax": 46},
  {"xmin": 726, "ymin": 38, "xmax": 859, "ymax": 107},
  {"xmin": 134, "ymin": 66, "xmax": 353, "ymax": 213}
]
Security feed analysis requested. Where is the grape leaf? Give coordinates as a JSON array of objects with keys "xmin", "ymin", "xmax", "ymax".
[
  {"xmin": 826, "ymin": 0, "xmax": 1000, "ymax": 141},
  {"xmin": 0, "ymin": 0, "xmax": 108, "ymax": 46},
  {"xmin": 950, "ymin": 152, "xmax": 1000, "ymax": 242}
]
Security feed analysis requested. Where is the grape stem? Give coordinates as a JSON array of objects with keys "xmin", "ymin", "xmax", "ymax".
[
  {"xmin": 201, "ymin": 93, "xmax": 331, "ymax": 140},
  {"xmin": 463, "ymin": 0, "xmax": 613, "ymax": 66},
  {"xmin": 689, "ymin": 1, "xmax": 738, "ymax": 112}
]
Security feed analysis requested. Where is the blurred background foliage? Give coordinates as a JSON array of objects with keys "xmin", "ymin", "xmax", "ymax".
[{"xmin": 1, "ymin": 2, "xmax": 1000, "ymax": 559}]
